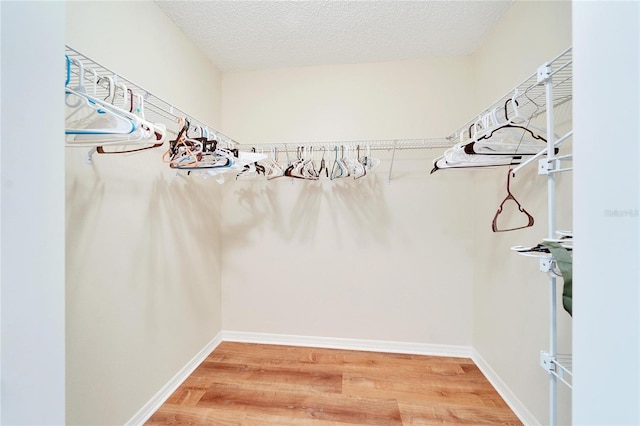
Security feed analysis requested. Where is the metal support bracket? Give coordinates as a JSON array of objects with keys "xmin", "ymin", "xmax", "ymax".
[
  {"xmin": 540, "ymin": 351, "xmax": 555, "ymax": 374},
  {"xmin": 539, "ymin": 257, "xmax": 554, "ymax": 273},
  {"xmin": 541, "ymin": 351, "xmax": 573, "ymax": 388},
  {"xmin": 537, "ymin": 64, "xmax": 552, "ymax": 84},
  {"xmin": 538, "ymin": 158, "xmax": 551, "ymax": 175}
]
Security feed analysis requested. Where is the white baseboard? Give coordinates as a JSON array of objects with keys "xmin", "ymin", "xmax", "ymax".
[
  {"xmin": 221, "ymin": 330, "xmax": 473, "ymax": 358},
  {"xmin": 125, "ymin": 331, "xmax": 224, "ymax": 426},
  {"xmin": 472, "ymin": 349, "xmax": 539, "ymax": 426}
]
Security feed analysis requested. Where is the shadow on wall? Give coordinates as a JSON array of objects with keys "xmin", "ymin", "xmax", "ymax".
[
  {"xmin": 132, "ymin": 174, "xmax": 222, "ymax": 324},
  {"xmin": 66, "ymin": 157, "xmax": 222, "ymax": 329},
  {"xmin": 325, "ymin": 174, "xmax": 391, "ymax": 246},
  {"xmin": 222, "ymin": 173, "xmax": 392, "ymax": 250},
  {"xmin": 66, "ymin": 163, "xmax": 106, "ymax": 285}
]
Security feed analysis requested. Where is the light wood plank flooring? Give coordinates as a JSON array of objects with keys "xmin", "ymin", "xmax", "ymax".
[{"xmin": 146, "ymin": 342, "xmax": 521, "ymax": 425}]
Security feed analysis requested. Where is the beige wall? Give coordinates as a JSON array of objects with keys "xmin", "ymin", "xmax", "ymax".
[
  {"xmin": 470, "ymin": 1, "xmax": 572, "ymax": 424},
  {"xmin": 66, "ymin": 2, "xmax": 223, "ymax": 424},
  {"xmin": 222, "ymin": 58, "xmax": 472, "ymax": 143},
  {"xmin": 221, "ymin": 1, "xmax": 572, "ymax": 425},
  {"xmin": 472, "ymin": 0, "xmax": 573, "ymax": 109},
  {"xmin": 65, "ymin": 1, "xmax": 573, "ymax": 424},
  {"xmin": 66, "ymin": 1, "xmax": 222, "ymax": 123},
  {"xmin": 221, "ymin": 59, "xmax": 477, "ymax": 345}
]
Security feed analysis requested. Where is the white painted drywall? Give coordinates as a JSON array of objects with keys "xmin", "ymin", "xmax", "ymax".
[
  {"xmin": 220, "ymin": 58, "xmax": 477, "ymax": 347},
  {"xmin": 573, "ymin": 1, "xmax": 640, "ymax": 424},
  {"xmin": 66, "ymin": 2, "xmax": 224, "ymax": 424},
  {"xmin": 0, "ymin": 1, "xmax": 65, "ymax": 424},
  {"xmin": 221, "ymin": 2, "xmax": 574, "ymax": 425},
  {"xmin": 470, "ymin": 2, "xmax": 573, "ymax": 424}
]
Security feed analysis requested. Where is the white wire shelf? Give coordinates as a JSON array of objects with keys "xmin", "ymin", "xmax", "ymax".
[
  {"xmin": 65, "ymin": 45, "xmax": 237, "ymax": 147},
  {"xmin": 447, "ymin": 47, "xmax": 572, "ymax": 144},
  {"xmin": 236, "ymin": 138, "xmax": 452, "ymax": 153},
  {"xmin": 241, "ymin": 47, "xmax": 573, "ymax": 157}
]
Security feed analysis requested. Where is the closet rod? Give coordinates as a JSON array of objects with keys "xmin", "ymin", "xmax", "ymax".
[
  {"xmin": 236, "ymin": 138, "xmax": 453, "ymax": 152},
  {"xmin": 65, "ymin": 45, "xmax": 237, "ymax": 147}
]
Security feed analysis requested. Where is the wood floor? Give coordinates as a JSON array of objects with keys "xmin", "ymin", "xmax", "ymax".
[{"xmin": 146, "ymin": 342, "xmax": 521, "ymax": 425}]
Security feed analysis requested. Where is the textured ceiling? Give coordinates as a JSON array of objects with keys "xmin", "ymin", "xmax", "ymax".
[{"xmin": 156, "ymin": 1, "xmax": 513, "ymax": 72}]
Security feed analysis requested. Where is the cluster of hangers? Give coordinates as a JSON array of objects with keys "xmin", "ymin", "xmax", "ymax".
[
  {"xmin": 163, "ymin": 117, "xmax": 245, "ymax": 173},
  {"xmin": 64, "ymin": 53, "xmax": 242, "ymax": 167},
  {"xmin": 64, "ymin": 55, "xmax": 169, "ymax": 155},
  {"xmin": 158, "ymin": 116, "xmax": 382, "ymax": 181},
  {"xmin": 244, "ymin": 145, "xmax": 381, "ymax": 181},
  {"xmin": 63, "ymin": 52, "xmax": 382, "ymax": 183},
  {"xmin": 431, "ymin": 89, "xmax": 554, "ymax": 173},
  {"xmin": 429, "ymin": 88, "xmax": 564, "ymax": 232}
]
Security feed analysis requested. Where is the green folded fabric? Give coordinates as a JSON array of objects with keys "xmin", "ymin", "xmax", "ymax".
[{"xmin": 543, "ymin": 241, "xmax": 573, "ymax": 316}]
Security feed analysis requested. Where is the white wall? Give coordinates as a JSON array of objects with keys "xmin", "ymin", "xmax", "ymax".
[
  {"xmin": 472, "ymin": 1, "xmax": 573, "ymax": 108},
  {"xmin": 222, "ymin": 2, "xmax": 575, "ymax": 425},
  {"xmin": 66, "ymin": 2, "xmax": 224, "ymax": 424},
  {"xmin": 66, "ymin": 1, "xmax": 222, "ymax": 123},
  {"xmin": 5, "ymin": 2, "xmax": 634, "ymax": 425},
  {"xmin": 1, "ymin": 1, "xmax": 65, "ymax": 424},
  {"xmin": 470, "ymin": 2, "xmax": 573, "ymax": 424},
  {"xmin": 221, "ymin": 59, "xmax": 477, "ymax": 346},
  {"xmin": 573, "ymin": 2, "xmax": 640, "ymax": 424},
  {"xmin": 222, "ymin": 59, "xmax": 470, "ymax": 143}
]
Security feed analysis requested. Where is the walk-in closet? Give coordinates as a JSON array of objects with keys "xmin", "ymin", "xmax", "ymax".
[{"xmin": 1, "ymin": 1, "xmax": 638, "ymax": 425}]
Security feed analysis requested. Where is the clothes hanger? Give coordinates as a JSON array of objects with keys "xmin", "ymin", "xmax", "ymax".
[
  {"xmin": 353, "ymin": 145, "xmax": 366, "ymax": 179},
  {"xmin": 70, "ymin": 86, "xmax": 166, "ymax": 147},
  {"xmin": 430, "ymin": 91, "xmax": 550, "ymax": 173},
  {"xmin": 285, "ymin": 146, "xmax": 309, "ymax": 179},
  {"xmin": 363, "ymin": 145, "xmax": 380, "ymax": 172},
  {"xmin": 303, "ymin": 146, "xmax": 320, "ymax": 180},
  {"xmin": 491, "ymin": 168, "xmax": 535, "ymax": 232},
  {"xmin": 164, "ymin": 118, "xmax": 198, "ymax": 167},
  {"xmin": 126, "ymin": 89, "xmax": 134, "ymax": 113},
  {"xmin": 253, "ymin": 147, "xmax": 266, "ymax": 176},
  {"xmin": 464, "ymin": 99, "xmax": 547, "ymax": 155},
  {"xmin": 65, "ymin": 57, "xmax": 87, "ymax": 108},
  {"xmin": 236, "ymin": 147, "xmax": 266, "ymax": 179},
  {"xmin": 65, "ymin": 55, "xmax": 71, "ymax": 86},
  {"xmin": 330, "ymin": 145, "xmax": 345, "ymax": 180},
  {"xmin": 430, "ymin": 153, "xmax": 526, "ymax": 174},
  {"xmin": 318, "ymin": 146, "xmax": 329, "ymax": 178},
  {"xmin": 133, "ymin": 92, "xmax": 165, "ymax": 142},
  {"xmin": 283, "ymin": 147, "xmax": 298, "ymax": 177},
  {"xmin": 65, "ymin": 87, "xmax": 139, "ymax": 136},
  {"xmin": 283, "ymin": 146, "xmax": 306, "ymax": 179},
  {"xmin": 341, "ymin": 145, "xmax": 350, "ymax": 178},
  {"xmin": 64, "ymin": 57, "xmax": 96, "ymax": 116},
  {"xmin": 266, "ymin": 147, "xmax": 285, "ymax": 180},
  {"xmin": 65, "ymin": 75, "xmax": 144, "ymax": 137}
]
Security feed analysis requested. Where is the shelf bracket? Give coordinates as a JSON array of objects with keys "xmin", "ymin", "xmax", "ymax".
[
  {"xmin": 538, "ymin": 158, "xmax": 551, "ymax": 175},
  {"xmin": 539, "ymin": 257, "xmax": 554, "ymax": 273},
  {"xmin": 540, "ymin": 351, "xmax": 555, "ymax": 374},
  {"xmin": 541, "ymin": 351, "xmax": 573, "ymax": 389},
  {"xmin": 537, "ymin": 63, "xmax": 552, "ymax": 84}
]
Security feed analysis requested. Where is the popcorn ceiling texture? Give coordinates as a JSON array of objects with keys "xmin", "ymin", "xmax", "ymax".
[{"xmin": 155, "ymin": 1, "xmax": 513, "ymax": 72}]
